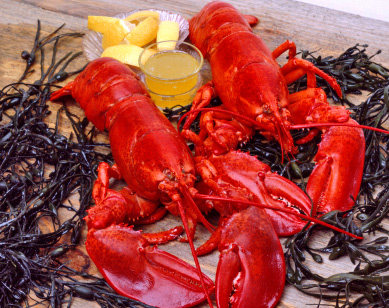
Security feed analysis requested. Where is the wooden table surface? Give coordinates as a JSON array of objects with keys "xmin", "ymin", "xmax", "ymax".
[{"xmin": 1, "ymin": 1, "xmax": 389, "ymax": 308}]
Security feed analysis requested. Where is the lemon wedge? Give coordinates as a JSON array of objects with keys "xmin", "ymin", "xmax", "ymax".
[
  {"xmin": 88, "ymin": 16, "xmax": 135, "ymax": 49},
  {"xmin": 124, "ymin": 10, "xmax": 160, "ymax": 25},
  {"xmin": 101, "ymin": 44, "xmax": 156, "ymax": 67},
  {"xmin": 157, "ymin": 21, "xmax": 180, "ymax": 50},
  {"xmin": 123, "ymin": 16, "xmax": 159, "ymax": 47},
  {"xmin": 88, "ymin": 16, "xmax": 118, "ymax": 32}
]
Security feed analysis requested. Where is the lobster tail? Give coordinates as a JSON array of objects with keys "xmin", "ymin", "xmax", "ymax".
[
  {"xmin": 51, "ymin": 57, "xmax": 150, "ymax": 131},
  {"xmin": 189, "ymin": 1, "xmax": 251, "ymax": 57}
]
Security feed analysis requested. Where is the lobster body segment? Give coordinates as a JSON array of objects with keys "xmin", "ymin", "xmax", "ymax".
[{"xmin": 108, "ymin": 96, "xmax": 196, "ymax": 202}]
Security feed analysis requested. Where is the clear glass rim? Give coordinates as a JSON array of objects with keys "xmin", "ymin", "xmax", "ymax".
[{"xmin": 139, "ymin": 40, "xmax": 204, "ymax": 82}]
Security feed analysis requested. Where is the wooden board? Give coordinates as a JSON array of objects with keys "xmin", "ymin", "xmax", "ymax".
[{"xmin": 1, "ymin": 1, "xmax": 388, "ymax": 307}]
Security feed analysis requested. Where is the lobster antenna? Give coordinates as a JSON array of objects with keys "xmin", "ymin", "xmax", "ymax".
[
  {"xmin": 175, "ymin": 195, "xmax": 214, "ymax": 308},
  {"xmin": 274, "ymin": 120, "xmax": 285, "ymax": 163},
  {"xmin": 178, "ymin": 108, "xmax": 389, "ymax": 135},
  {"xmin": 178, "ymin": 108, "xmax": 261, "ymax": 131},
  {"xmin": 180, "ymin": 184, "xmax": 216, "ymax": 233},
  {"xmin": 194, "ymin": 193, "xmax": 364, "ymax": 240},
  {"xmin": 290, "ymin": 122, "xmax": 389, "ymax": 134}
]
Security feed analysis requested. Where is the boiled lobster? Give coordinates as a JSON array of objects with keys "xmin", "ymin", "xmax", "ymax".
[
  {"xmin": 50, "ymin": 57, "xmax": 215, "ymax": 308},
  {"xmin": 183, "ymin": 1, "xmax": 366, "ymax": 219}
]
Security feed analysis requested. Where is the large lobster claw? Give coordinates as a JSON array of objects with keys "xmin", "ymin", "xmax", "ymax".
[
  {"xmin": 196, "ymin": 150, "xmax": 312, "ymax": 236},
  {"xmin": 86, "ymin": 224, "xmax": 215, "ymax": 308},
  {"xmin": 199, "ymin": 206, "xmax": 285, "ymax": 308},
  {"xmin": 288, "ymin": 91, "xmax": 366, "ymax": 216},
  {"xmin": 306, "ymin": 119, "xmax": 365, "ymax": 215}
]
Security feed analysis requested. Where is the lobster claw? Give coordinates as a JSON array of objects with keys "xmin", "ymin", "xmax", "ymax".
[
  {"xmin": 86, "ymin": 224, "xmax": 215, "ymax": 308},
  {"xmin": 306, "ymin": 119, "xmax": 365, "ymax": 215},
  {"xmin": 213, "ymin": 207, "xmax": 285, "ymax": 308},
  {"xmin": 197, "ymin": 150, "xmax": 312, "ymax": 236},
  {"xmin": 258, "ymin": 169, "xmax": 312, "ymax": 235}
]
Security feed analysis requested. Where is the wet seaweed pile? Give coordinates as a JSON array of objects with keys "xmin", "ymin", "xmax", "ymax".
[{"xmin": 0, "ymin": 22, "xmax": 153, "ymax": 308}]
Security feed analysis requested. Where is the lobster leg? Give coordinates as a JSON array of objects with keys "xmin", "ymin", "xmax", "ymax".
[
  {"xmin": 281, "ymin": 58, "xmax": 342, "ymax": 96},
  {"xmin": 92, "ymin": 162, "xmax": 122, "ymax": 204},
  {"xmin": 49, "ymin": 81, "xmax": 74, "ymax": 101},
  {"xmin": 182, "ymin": 81, "xmax": 216, "ymax": 132},
  {"xmin": 271, "ymin": 40, "xmax": 297, "ymax": 60},
  {"xmin": 86, "ymin": 162, "xmax": 165, "ymax": 230},
  {"xmin": 288, "ymin": 88, "xmax": 350, "ymax": 125},
  {"xmin": 198, "ymin": 107, "xmax": 254, "ymax": 156},
  {"xmin": 271, "ymin": 40, "xmax": 342, "ymax": 96},
  {"xmin": 243, "ymin": 14, "xmax": 259, "ymax": 26},
  {"xmin": 86, "ymin": 224, "xmax": 214, "ymax": 308},
  {"xmin": 182, "ymin": 103, "xmax": 255, "ymax": 157}
]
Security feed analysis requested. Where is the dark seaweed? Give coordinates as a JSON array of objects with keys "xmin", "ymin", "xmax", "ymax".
[{"xmin": 0, "ymin": 21, "xmax": 152, "ymax": 308}]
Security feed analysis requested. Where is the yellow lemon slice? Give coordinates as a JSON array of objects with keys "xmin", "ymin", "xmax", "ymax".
[
  {"xmin": 102, "ymin": 20, "xmax": 135, "ymax": 49},
  {"xmin": 101, "ymin": 44, "xmax": 156, "ymax": 67},
  {"xmin": 88, "ymin": 16, "xmax": 135, "ymax": 49},
  {"xmin": 124, "ymin": 10, "xmax": 160, "ymax": 25},
  {"xmin": 88, "ymin": 16, "xmax": 118, "ymax": 32},
  {"xmin": 157, "ymin": 21, "xmax": 180, "ymax": 50},
  {"xmin": 123, "ymin": 16, "xmax": 159, "ymax": 47}
]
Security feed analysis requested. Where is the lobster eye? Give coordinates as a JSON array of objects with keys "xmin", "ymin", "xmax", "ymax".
[{"xmin": 163, "ymin": 169, "xmax": 175, "ymax": 180}]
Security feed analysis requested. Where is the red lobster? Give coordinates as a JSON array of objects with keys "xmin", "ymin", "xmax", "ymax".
[
  {"xmin": 183, "ymin": 1, "xmax": 366, "ymax": 219},
  {"xmin": 50, "ymin": 58, "xmax": 362, "ymax": 308},
  {"xmin": 50, "ymin": 57, "xmax": 215, "ymax": 308}
]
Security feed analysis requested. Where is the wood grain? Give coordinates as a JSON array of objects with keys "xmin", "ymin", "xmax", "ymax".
[{"xmin": 1, "ymin": 0, "xmax": 388, "ymax": 307}]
